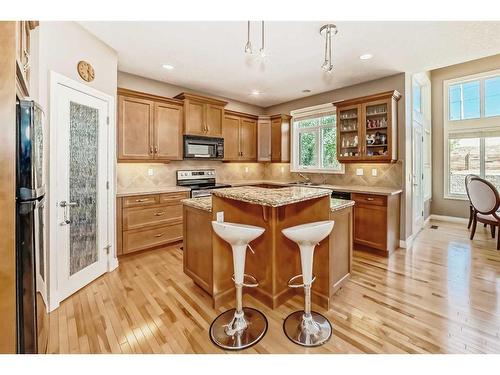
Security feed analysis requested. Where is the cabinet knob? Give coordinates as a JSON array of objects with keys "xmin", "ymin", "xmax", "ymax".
[
  {"xmin": 149, "ymin": 145, "xmax": 153, "ymax": 154},
  {"xmin": 154, "ymin": 146, "xmax": 158, "ymax": 154}
]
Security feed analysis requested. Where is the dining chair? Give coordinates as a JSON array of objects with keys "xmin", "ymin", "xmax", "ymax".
[
  {"xmin": 465, "ymin": 174, "xmax": 480, "ymax": 229},
  {"xmin": 467, "ymin": 176, "xmax": 500, "ymax": 250}
]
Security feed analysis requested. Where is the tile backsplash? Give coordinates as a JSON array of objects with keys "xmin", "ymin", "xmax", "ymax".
[{"xmin": 117, "ymin": 161, "xmax": 403, "ymax": 190}]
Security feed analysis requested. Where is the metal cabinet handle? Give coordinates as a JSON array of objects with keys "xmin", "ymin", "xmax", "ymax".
[
  {"xmin": 149, "ymin": 145, "xmax": 153, "ymax": 154},
  {"xmin": 59, "ymin": 200, "xmax": 77, "ymax": 226},
  {"xmin": 366, "ymin": 198, "xmax": 374, "ymax": 201},
  {"xmin": 154, "ymin": 146, "xmax": 158, "ymax": 154},
  {"xmin": 154, "ymin": 212, "xmax": 166, "ymax": 216},
  {"xmin": 135, "ymin": 198, "xmax": 148, "ymax": 202},
  {"xmin": 154, "ymin": 233, "xmax": 164, "ymax": 238}
]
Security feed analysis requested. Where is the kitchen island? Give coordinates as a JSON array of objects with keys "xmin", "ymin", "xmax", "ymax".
[{"xmin": 182, "ymin": 186, "xmax": 354, "ymax": 310}]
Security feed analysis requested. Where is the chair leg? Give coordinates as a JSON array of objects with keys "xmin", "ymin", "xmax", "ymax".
[
  {"xmin": 470, "ymin": 215, "xmax": 477, "ymax": 240},
  {"xmin": 484, "ymin": 223, "xmax": 488, "ymax": 228},
  {"xmin": 468, "ymin": 206, "xmax": 473, "ymax": 229},
  {"xmin": 492, "ymin": 225, "xmax": 496, "ymax": 239},
  {"xmin": 497, "ymin": 228, "xmax": 500, "ymax": 250}
]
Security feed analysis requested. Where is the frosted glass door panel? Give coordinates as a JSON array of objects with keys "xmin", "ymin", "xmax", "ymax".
[{"xmin": 69, "ymin": 101, "xmax": 99, "ymax": 275}]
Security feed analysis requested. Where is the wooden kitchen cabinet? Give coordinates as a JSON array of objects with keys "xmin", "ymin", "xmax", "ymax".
[
  {"xmin": 257, "ymin": 116, "xmax": 271, "ymax": 161},
  {"xmin": 335, "ymin": 90, "xmax": 401, "ymax": 163},
  {"xmin": 117, "ymin": 88, "xmax": 183, "ymax": 162},
  {"xmin": 116, "ymin": 191, "xmax": 189, "ymax": 255},
  {"xmin": 352, "ymin": 192, "xmax": 400, "ymax": 256},
  {"xmin": 270, "ymin": 114, "xmax": 292, "ymax": 162},
  {"xmin": 174, "ymin": 92, "xmax": 227, "ymax": 137},
  {"xmin": 223, "ymin": 110, "xmax": 257, "ymax": 161}
]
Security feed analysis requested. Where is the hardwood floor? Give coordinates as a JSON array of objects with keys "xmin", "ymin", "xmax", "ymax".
[{"xmin": 46, "ymin": 219, "xmax": 500, "ymax": 354}]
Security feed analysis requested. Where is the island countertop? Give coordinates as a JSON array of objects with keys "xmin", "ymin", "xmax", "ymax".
[
  {"xmin": 182, "ymin": 195, "xmax": 354, "ymax": 213},
  {"xmin": 212, "ymin": 186, "xmax": 332, "ymax": 207}
]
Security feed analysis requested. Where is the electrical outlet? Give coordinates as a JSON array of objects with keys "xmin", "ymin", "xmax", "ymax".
[
  {"xmin": 371, "ymin": 168, "xmax": 377, "ymax": 177},
  {"xmin": 216, "ymin": 211, "xmax": 224, "ymax": 223},
  {"xmin": 356, "ymin": 168, "xmax": 364, "ymax": 176},
  {"xmin": 147, "ymin": 168, "xmax": 154, "ymax": 176}
]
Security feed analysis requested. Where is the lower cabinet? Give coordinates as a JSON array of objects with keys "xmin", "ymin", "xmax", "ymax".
[
  {"xmin": 352, "ymin": 193, "xmax": 400, "ymax": 256},
  {"xmin": 116, "ymin": 191, "xmax": 189, "ymax": 255}
]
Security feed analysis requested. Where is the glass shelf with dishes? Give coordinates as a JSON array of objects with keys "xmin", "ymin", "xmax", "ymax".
[
  {"xmin": 338, "ymin": 106, "xmax": 361, "ymax": 158},
  {"xmin": 364, "ymin": 102, "xmax": 389, "ymax": 158}
]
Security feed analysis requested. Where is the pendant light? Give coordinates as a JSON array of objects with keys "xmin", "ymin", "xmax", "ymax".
[
  {"xmin": 319, "ymin": 24, "xmax": 338, "ymax": 73},
  {"xmin": 244, "ymin": 21, "xmax": 253, "ymax": 54},
  {"xmin": 259, "ymin": 21, "xmax": 266, "ymax": 58}
]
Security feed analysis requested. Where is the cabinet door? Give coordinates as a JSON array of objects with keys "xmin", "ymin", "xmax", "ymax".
[
  {"xmin": 206, "ymin": 104, "xmax": 224, "ymax": 137},
  {"xmin": 240, "ymin": 118, "xmax": 257, "ymax": 160},
  {"xmin": 362, "ymin": 98, "xmax": 393, "ymax": 162},
  {"xmin": 257, "ymin": 118, "xmax": 271, "ymax": 161},
  {"xmin": 117, "ymin": 95, "xmax": 154, "ymax": 160},
  {"xmin": 184, "ymin": 100, "xmax": 205, "ymax": 135},
  {"xmin": 154, "ymin": 102, "xmax": 183, "ymax": 160},
  {"xmin": 353, "ymin": 203, "xmax": 387, "ymax": 251},
  {"xmin": 337, "ymin": 104, "xmax": 362, "ymax": 162},
  {"xmin": 223, "ymin": 114, "xmax": 240, "ymax": 160},
  {"xmin": 271, "ymin": 117, "xmax": 282, "ymax": 162}
]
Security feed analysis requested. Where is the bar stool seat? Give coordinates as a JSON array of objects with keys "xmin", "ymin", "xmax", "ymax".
[
  {"xmin": 282, "ymin": 220, "xmax": 334, "ymax": 347},
  {"xmin": 210, "ymin": 221, "xmax": 268, "ymax": 350}
]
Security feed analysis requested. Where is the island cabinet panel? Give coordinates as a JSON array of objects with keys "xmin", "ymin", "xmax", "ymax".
[
  {"xmin": 335, "ymin": 90, "xmax": 401, "ymax": 163},
  {"xmin": 223, "ymin": 110, "xmax": 257, "ymax": 161},
  {"xmin": 174, "ymin": 92, "xmax": 227, "ymax": 137},
  {"xmin": 330, "ymin": 206, "xmax": 353, "ymax": 293},
  {"xmin": 117, "ymin": 88, "xmax": 184, "ymax": 162},
  {"xmin": 183, "ymin": 206, "xmax": 214, "ymax": 294},
  {"xmin": 352, "ymin": 192, "xmax": 400, "ymax": 256},
  {"xmin": 116, "ymin": 191, "xmax": 189, "ymax": 255}
]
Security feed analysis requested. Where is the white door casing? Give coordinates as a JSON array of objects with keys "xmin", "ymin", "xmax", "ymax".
[{"xmin": 48, "ymin": 72, "xmax": 117, "ymax": 311}]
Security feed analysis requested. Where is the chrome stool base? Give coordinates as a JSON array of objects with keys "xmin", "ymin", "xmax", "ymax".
[
  {"xmin": 283, "ymin": 310, "xmax": 332, "ymax": 347},
  {"xmin": 210, "ymin": 307, "xmax": 268, "ymax": 350}
]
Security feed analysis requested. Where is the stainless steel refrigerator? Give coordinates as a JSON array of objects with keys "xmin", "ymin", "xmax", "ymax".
[{"xmin": 16, "ymin": 100, "xmax": 48, "ymax": 354}]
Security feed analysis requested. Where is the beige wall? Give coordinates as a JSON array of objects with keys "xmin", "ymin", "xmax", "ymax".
[
  {"xmin": 118, "ymin": 71, "xmax": 263, "ymax": 115},
  {"xmin": 430, "ymin": 54, "xmax": 500, "ymax": 218}
]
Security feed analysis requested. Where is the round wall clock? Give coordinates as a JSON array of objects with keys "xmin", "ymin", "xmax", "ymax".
[{"xmin": 77, "ymin": 60, "xmax": 95, "ymax": 82}]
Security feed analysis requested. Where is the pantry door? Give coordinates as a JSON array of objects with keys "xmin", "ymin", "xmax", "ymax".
[{"xmin": 50, "ymin": 73, "xmax": 116, "ymax": 306}]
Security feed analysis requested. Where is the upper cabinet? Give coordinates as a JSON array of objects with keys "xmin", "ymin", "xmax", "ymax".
[
  {"xmin": 334, "ymin": 90, "xmax": 401, "ymax": 163},
  {"xmin": 223, "ymin": 110, "xmax": 257, "ymax": 161},
  {"xmin": 257, "ymin": 116, "xmax": 271, "ymax": 162},
  {"xmin": 270, "ymin": 114, "xmax": 292, "ymax": 163},
  {"xmin": 174, "ymin": 92, "xmax": 227, "ymax": 137},
  {"xmin": 16, "ymin": 21, "xmax": 38, "ymax": 98},
  {"xmin": 117, "ymin": 88, "xmax": 183, "ymax": 162}
]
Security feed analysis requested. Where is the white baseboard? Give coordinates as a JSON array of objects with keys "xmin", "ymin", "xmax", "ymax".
[
  {"xmin": 429, "ymin": 214, "xmax": 468, "ymax": 224},
  {"xmin": 399, "ymin": 234, "xmax": 414, "ymax": 249}
]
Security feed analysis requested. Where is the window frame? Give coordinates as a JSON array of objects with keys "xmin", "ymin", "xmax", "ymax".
[
  {"xmin": 443, "ymin": 69, "xmax": 500, "ymax": 200},
  {"xmin": 290, "ymin": 103, "xmax": 345, "ymax": 174}
]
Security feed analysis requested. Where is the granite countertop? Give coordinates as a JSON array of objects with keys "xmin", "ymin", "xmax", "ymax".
[
  {"xmin": 222, "ymin": 180, "xmax": 402, "ymax": 196},
  {"xmin": 182, "ymin": 196, "xmax": 212, "ymax": 212},
  {"xmin": 330, "ymin": 198, "xmax": 355, "ymax": 212},
  {"xmin": 212, "ymin": 186, "xmax": 332, "ymax": 207},
  {"xmin": 116, "ymin": 186, "xmax": 191, "ymax": 198},
  {"xmin": 181, "ymin": 195, "xmax": 353, "ymax": 213}
]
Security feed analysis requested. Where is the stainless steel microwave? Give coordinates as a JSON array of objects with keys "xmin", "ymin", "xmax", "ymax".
[{"xmin": 183, "ymin": 135, "xmax": 224, "ymax": 160}]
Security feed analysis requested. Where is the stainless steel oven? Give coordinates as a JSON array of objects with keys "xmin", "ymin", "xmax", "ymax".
[
  {"xmin": 183, "ymin": 135, "xmax": 224, "ymax": 160},
  {"xmin": 176, "ymin": 169, "xmax": 231, "ymax": 197}
]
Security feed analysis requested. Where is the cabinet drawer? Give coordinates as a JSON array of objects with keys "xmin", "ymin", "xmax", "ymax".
[
  {"xmin": 123, "ymin": 194, "xmax": 160, "ymax": 208},
  {"xmin": 123, "ymin": 223, "xmax": 183, "ymax": 254},
  {"xmin": 351, "ymin": 193, "xmax": 386, "ymax": 207},
  {"xmin": 123, "ymin": 204, "xmax": 183, "ymax": 230},
  {"xmin": 160, "ymin": 191, "xmax": 189, "ymax": 204}
]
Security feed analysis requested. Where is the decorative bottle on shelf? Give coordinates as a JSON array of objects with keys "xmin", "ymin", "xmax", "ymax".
[
  {"xmin": 353, "ymin": 135, "xmax": 358, "ymax": 147},
  {"xmin": 342, "ymin": 138, "xmax": 345, "ymax": 148}
]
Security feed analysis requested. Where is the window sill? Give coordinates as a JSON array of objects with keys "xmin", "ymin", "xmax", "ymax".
[
  {"xmin": 443, "ymin": 194, "xmax": 469, "ymax": 201},
  {"xmin": 290, "ymin": 167, "xmax": 345, "ymax": 175}
]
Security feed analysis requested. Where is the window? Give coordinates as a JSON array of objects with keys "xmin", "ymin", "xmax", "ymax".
[
  {"xmin": 444, "ymin": 69, "xmax": 500, "ymax": 199},
  {"xmin": 290, "ymin": 104, "xmax": 344, "ymax": 173}
]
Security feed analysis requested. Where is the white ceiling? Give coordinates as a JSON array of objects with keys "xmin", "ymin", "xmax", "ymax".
[{"xmin": 79, "ymin": 21, "xmax": 500, "ymax": 107}]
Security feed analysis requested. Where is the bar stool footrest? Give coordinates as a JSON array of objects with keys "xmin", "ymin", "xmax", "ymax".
[
  {"xmin": 287, "ymin": 274, "xmax": 316, "ymax": 288},
  {"xmin": 231, "ymin": 273, "xmax": 259, "ymax": 288}
]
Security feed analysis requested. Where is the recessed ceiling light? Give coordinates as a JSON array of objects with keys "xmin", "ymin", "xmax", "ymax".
[
  {"xmin": 162, "ymin": 64, "xmax": 174, "ymax": 70},
  {"xmin": 359, "ymin": 54, "xmax": 373, "ymax": 60},
  {"xmin": 302, "ymin": 89, "xmax": 311, "ymax": 93},
  {"xmin": 251, "ymin": 90, "xmax": 261, "ymax": 96}
]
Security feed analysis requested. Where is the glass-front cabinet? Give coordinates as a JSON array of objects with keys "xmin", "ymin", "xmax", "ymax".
[{"xmin": 335, "ymin": 90, "xmax": 401, "ymax": 163}]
